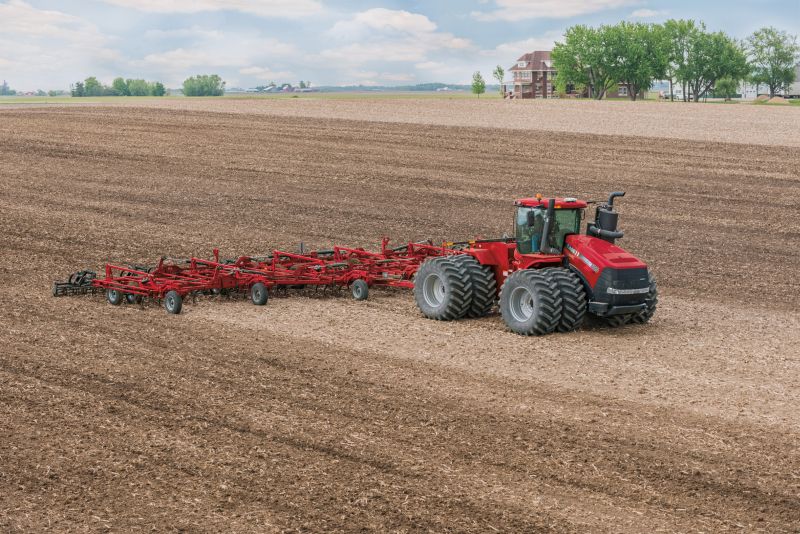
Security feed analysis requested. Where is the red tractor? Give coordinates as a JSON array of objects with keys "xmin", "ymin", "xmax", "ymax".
[{"xmin": 413, "ymin": 192, "xmax": 657, "ymax": 335}]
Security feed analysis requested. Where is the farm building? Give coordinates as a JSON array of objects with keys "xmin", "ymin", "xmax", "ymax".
[{"xmin": 501, "ymin": 50, "xmax": 643, "ymax": 99}]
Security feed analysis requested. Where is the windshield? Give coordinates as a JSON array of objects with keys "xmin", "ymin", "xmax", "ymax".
[{"xmin": 515, "ymin": 207, "xmax": 581, "ymax": 254}]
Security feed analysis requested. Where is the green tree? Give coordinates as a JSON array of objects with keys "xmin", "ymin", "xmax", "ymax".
[
  {"xmin": 299, "ymin": 80, "xmax": 307, "ymax": 89},
  {"xmin": 126, "ymin": 78, "xmax": 151, "ymax": 96},
  {"xmin": 112, "ymin": 77, "xmax": 130, "ymax": 96},
  {"xmin": 471, "ymin": 71, "xmax": 486, "ymax": 97},
  {"xmin": 747, "ymin": 27, "xmax": 800, "ymax": 97},
  {"xmin": 552, "ymin": 25, "xmax": 617, "ymax": 99},
  {"xmin": 492, "ymin": 65, "xmax": 505, "ymax": 95},
  {"xmin": 661, "ymin": 19, "xmax": 699, "ymax": 101},
  {"xmin": 0, "ymin": 80, "xmax": 15, "ymax": 95},
  {"xmin": 151, "ymin": 81, "xmax": 166, "ymax": 96},
  {"xmin": 714, "ymin": 76, "xmax": 738, "ymax": 100},
  {"xmin": 182, "ymin": 74, "xmax": 225, "ymax": 96},
  {"xmin": 71, "ymin": 81, "xmax": 85, "ymax": 97},
  {"xmin": 682, "ymin": 30, "xmax": 749, "ymax": 102},
  {"xmin": 604, "ymin": 22, "xmax": 667, "ymax": 101},
  {"xmin": 84, "ymin": 76, "xmax": 103, "ymax": 96}
]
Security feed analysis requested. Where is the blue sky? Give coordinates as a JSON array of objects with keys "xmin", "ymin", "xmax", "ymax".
[{"xmin": 1, "ymin": 0, "xmax": 797, "ymax": 90}]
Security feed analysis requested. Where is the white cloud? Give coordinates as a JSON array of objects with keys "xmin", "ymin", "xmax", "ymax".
[
  {"xmin": 483, "ymin": 32, "xmax": 563, "ymax": 59},
  {"xmin": 415, "ymin": 61, "xmax": 446, "ymax": 70},
  {"xmin": 329, "ymin": 8, "xmax": 437, "ymax": 37},
  {"xmin": 239, "ymin": 66, "xmax": 295, "ymax": 80},
  {"xmin": 322, "ymin": 9, "xmax": 471, "ymax": 69},
  {"xmin": 472, "ymin": 0, "xmax": 639, "ymax": 21},
  {"xmin": 0, "ymin": 0, "xmax": 120, "ymax": 89},
  {"xmin": 98, "ymin": 0, "xmax": 323, "ymax": 18},
  {"xmin": 143, "ymin": 26, "xmax": 224, "ymax": 39},
  {"xmin": 131, "ymin": 33, "xmax": 298, "ymax": 85},
  {"xmin": 629, "ymin": 9, "xmax": 667, "ymax": 18}
]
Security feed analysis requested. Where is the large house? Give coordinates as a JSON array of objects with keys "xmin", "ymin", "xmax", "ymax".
[
  {"xmin": 502, "ymin": 51, "xmax": 556, "ymax": 99},
  {"xmin": 502, "ymin": 50, "xmax": 638, "ymax": 99}
]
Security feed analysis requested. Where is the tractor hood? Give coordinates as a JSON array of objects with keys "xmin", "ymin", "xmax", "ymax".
[{"xmin": 564, "ymin": 234, "xmax": 647, "ymax": 285}]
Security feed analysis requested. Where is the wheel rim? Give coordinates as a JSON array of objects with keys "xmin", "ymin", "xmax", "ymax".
[
  {"xmin": 166, "ymin": 295, "xmax": 175, "ymax": 310},
  {"xmin": 508, "ymin": 286, "xmax": 535, "ymax": 322},
  {"xmin": 108, "ymin": 290, "xmax": 118, "ymax": 302},
  {"xmin": 353, "ymin": 285, "xmax": 363, "ymax": 298},
  {"xmin": 253, "ymin": 287, "xmax": 262, "ymax": 301},
  {"xmin": 422, "ymin": 273, "xmax": 446, "ymax": 307}
]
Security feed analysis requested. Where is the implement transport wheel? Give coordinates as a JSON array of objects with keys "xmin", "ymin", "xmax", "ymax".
[
  {"xmin": 125, "ymin": 293, "xmax": 142, "ymax": 305},
  {"xmin": 542, "ymin": 267, "xmax": 587, "ymax": 332},
  {"xmin": 164, "ymin": 291, "xmax": 183, "ymax": 314},
  {"xmin": 351, "ymin": 279, "xmax": 369, "ymax": 301},
  {"xmin": 629, "ymin": 272, "xmax": 657, "ymax": 324},
  {"xmin": 450, "ymin": 254, "xmax": 497, "ymax": 318},
  {"xmin": 499, "ymin": 270, "xmax": 561, "ymax": 336},
  {"xmin": 413, "ymin": 257, "xmax": 472, "ymax": 321},
  {"xmin": 106, "ymin": 289, "xmax": 123, "ymax": 306},
  {"xmin": 251, "ymin": 282, "xmax": 269, "ymax": 306}
]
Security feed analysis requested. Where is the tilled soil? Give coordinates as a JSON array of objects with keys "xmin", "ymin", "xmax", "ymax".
[
  {"xmin": 100, "ymin": 96, "xmax": 800, "ymax": 147},
  {"xmin": 1, "ymin": 105, "xmax": 798, "ymax": 532}
]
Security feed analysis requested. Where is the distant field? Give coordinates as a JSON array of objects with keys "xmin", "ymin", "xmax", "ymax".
[
  {"xmin": 41, "ymin": 93, "xmax": 798, "ymax": 147},
  {"xmin": 0, "ymin": 91, "xmax": 500, "ymax": 104}
]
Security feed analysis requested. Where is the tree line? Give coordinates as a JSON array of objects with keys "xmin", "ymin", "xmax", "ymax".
[
  {"xmin": 551, "ymin": 22, "xmax": 799, "ymax": 101},
  {"xmin": 182, "ymin": 74, "xmax": 225, "ymax": 96},
  {"xmin": 72, "ymin": 76, "xmax": 166, "ymax": 97}
]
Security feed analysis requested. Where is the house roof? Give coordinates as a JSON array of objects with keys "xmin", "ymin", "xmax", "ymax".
[{"xmin": 509, "ymin": 50, "xmax": 554, "ymax": 72}]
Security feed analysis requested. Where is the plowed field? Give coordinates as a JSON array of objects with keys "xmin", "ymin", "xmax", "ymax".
[{"xmin": 1, "ymin": 104, "xmax": 798, "ymax": 532}]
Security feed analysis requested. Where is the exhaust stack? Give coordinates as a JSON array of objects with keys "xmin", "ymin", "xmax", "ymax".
[{"xmin": 588, "ymin": 191, "xmax": 625, "ymax": 244}]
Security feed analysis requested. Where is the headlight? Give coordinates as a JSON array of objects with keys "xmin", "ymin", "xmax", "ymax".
[{"xmin": 607, "ymin": 287, "xmax": 650, "ymax": 295}]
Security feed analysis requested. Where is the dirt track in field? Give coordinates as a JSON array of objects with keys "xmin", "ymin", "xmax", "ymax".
[{"xmin": 1, "ymin": 104, "xmax": 799, "ymax": 532}]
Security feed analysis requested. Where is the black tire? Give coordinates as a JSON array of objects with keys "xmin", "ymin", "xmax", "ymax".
[
  {"xmin": 164, "ymin": 290, "xmax": 183, "ymax": 314},
  {"xmin": 125, "ymin": 293, "xmax": 142, "ymax": 304},
  {"xmin": 351, "ymin": 279, "xmax": 369, "ymax": 301},
  {"xmin": 629, "ymin": 272, "xmax": 657, "ymax": 324},
  {"xmin": 413, "ymin": 257, "xmax": 472, "ymax": 321},
  {"xmin": 251, "ymin": 282, "xmax": 268, "ymax": 306},
  {"xmin": 106, "ymin": 288, "xmax": 123, "ymax": 306},
  {"xmin": 542, "ymin": 267, "xmax": 587, "ymax": 332},
  {"xmin": 450, "ymin": 254, "xmax": 497, "ymax": 318},
  {"xmin": 601, "ymin": 314, "xmax": 631, "ymax": 328},
  {"xmin": 499, "ymin": 270, "xmax": 561, "ymax": 336}
]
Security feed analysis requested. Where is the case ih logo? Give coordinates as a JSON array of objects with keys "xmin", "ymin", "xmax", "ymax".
[{"xmin": 566, "ymin": 243, "xmax": 599, "ymax": 273}]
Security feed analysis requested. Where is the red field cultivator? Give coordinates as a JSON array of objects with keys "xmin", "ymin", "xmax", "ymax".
[
  {"xmin": 54, "ymin": 192, "xmax": 658, "ymax": 336},
  {"xmin": 54, "ymin": 239, "xmax": 453, "ymax": 314}
]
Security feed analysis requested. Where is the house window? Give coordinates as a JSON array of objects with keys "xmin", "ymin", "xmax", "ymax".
[
  {"xmin": 518, "ymin": 71, "xmax": 531, "ymax": 80},
  {"xmin": 518, "ymin": 61, "xmax": 526, "ymax": 68},
  {"xmin": 618, "ymin": 86, "xmax": 628, "ymax": 96}
]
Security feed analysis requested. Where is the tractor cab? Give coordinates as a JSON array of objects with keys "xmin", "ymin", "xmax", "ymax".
[{"xmin": 514, "ymin": 196, "xmax": 587, "ymax": 255}]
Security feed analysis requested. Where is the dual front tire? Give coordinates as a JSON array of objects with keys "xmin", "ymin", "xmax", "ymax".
[{"xmin": 499, "ymin": 267, "xmax": 587, "ymax": 336}]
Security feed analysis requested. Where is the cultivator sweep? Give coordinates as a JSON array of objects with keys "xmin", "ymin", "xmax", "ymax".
[{"xmin": 54, "ymin": 192, "xmax": 658, "ymax": 336}]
